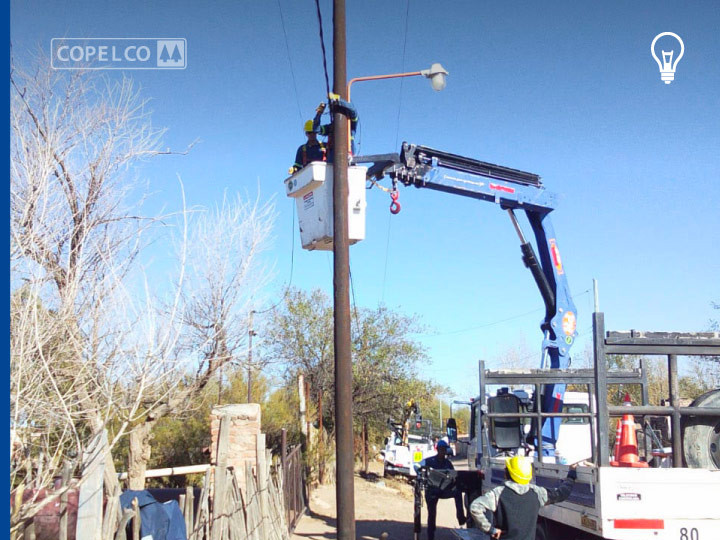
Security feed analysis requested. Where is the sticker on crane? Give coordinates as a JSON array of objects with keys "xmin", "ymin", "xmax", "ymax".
[
  {"xmin": 489, "ymin": 183, "xmax": 515, "ymax": 194},
  {"xmin": 562, "ymin": 311, "xmax": 577, "ymax": 336},
  {"xmin": 549, "ymin": 239, "xmax": 564, "ymax": 275}
]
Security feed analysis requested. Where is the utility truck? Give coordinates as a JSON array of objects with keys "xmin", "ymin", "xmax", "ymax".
[
  {"xmin": 382, "ymin": 400, "xmax": 437, "ymax": 478},
  {"xmin": 383, "ymin": 419, "xmax": 436, "ymax": 478},
  {"xmin": 350, "ymin": 144, "xmax": 720, "ymax": 540},
  {"xmin": 451, "ymin": 318, "xmax": 720, "ymax": 540}
]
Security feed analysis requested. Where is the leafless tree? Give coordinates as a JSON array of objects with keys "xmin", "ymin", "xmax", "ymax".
[
  {"xmin": 124, "ymin": 192, "xmax": 276, "ymax": 488},
  {"xmin": 10, "ymin": 54, "xmax": 171, "ymax": 530},
  {"xmin": 10, "ymin": 54, "xmax": 275, "ymax": 528}
]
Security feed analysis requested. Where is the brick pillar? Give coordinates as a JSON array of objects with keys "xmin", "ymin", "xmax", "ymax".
[{"xmin": 210, "ymin": 404, "xmax": 262, "ymax": 491}]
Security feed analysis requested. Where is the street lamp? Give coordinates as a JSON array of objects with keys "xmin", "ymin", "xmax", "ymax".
[
  {"xmin": 346, "ymin": 63, "xmax": 448, "ymax": 151},
  {"xmin": 347, "ymin": 62, "xmax": 449, "ymax": 100},
  {"xmin": 421, "ymin": 63, "xmax": 449, "ymax": 92}
]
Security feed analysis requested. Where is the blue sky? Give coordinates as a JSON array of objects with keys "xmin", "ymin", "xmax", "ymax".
[{"xmin": 11, "ymin": 1, "xmax": 720, "ymax": 398}]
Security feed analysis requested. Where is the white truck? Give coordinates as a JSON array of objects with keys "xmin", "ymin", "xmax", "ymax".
[
  {"xmin": 382, "ymin": 404, "xmax": 437, "ymax": 478},
  {"xmin": 382, "ymin": 429, "xmax": 436, "ymax": 478},
  {"xmin": 450, "ymin": 314, "xmax": 720, "ymax": 540}
]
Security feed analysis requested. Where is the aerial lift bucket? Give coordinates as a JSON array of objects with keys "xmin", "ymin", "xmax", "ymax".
[{"xmin": 284, "ymin": 162, "xmax": 367, "ymax": 251}]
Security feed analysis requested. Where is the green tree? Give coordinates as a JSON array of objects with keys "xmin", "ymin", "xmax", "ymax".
[
  {"xmin": 263, "ymin": 288, "xmax": 334, "ymax": 413},
  {"xmin": 264, "ymin": 288, "xmax": 441, "ymax": 468},
  {"xmin": 352, "ymin": 304, "xmax": 430, "ymax": 453},
  {"xmin": 263, "ymin": 385, "xmax": 301, "ymax": 451},
  {"xmin": 607, "ymin": 355, "xmax": 712, "ymax": 406},
  {"xmin": 121, "ymin": 368, "xmax": 279, "ymax": 487}
]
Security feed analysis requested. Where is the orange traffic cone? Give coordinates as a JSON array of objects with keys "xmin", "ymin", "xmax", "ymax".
[{"xmin": 610, "ymin": 393, "xmax": 649, "ymax": 468}]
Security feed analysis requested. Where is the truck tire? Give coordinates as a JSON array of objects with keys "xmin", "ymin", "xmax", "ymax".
[{"xmin": 682, "ymin": 388, "xmax": 720, "ymax": 469}]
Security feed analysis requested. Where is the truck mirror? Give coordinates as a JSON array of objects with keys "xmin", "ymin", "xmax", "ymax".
[{"xmin": 446, "ymin": 418, "xmax": 458, "ymax": 442}]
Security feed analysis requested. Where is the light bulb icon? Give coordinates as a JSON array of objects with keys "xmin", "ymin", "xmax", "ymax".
[{"xmin": 651, "ymin": 32, "xmax": 684, "ymax": 84}]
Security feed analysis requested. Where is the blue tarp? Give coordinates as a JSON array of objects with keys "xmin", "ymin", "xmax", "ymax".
[{"xmin": 119, "ymin": 490, "xmax": 187, "ymax": 540}]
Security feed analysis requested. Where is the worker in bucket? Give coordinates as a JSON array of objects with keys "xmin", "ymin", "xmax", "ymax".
[
  {"xmin": 313, "ymin": 93, "xmax": 359, "ymax": 158},
  {"xmin": 469, "ymin": 456, "xmax": 584, "ymax": 540},
  {"xmin": 289, "ymin": 102, "xmax": 327, "ymax": 174},
  {"xmin": 422, "ymin": 439, "xmax": 466, "ymax": 540}
]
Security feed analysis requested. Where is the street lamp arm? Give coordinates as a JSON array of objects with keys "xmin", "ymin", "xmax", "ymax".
[{"xmin": 347, "ymin": 71, "xmax": 423, "ymax": 100}]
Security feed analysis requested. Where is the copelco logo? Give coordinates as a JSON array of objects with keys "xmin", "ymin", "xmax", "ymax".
[{"xmin": 51, "ymin": 38, "xmax": 186, "ymax": 70}]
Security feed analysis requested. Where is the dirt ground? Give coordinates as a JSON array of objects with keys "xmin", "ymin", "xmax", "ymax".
[{"xmin": 291, "ymin": 460, "xmax": 472, "ymax": 540}]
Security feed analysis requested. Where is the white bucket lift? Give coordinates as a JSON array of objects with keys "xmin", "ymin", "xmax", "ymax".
[{"xmin": 285, "ymin": 162, "xmax": 367, "ymax": 251}]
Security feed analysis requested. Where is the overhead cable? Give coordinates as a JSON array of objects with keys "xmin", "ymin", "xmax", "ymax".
[
  {"xmin": 313, "ymin": 0, "xmax": 331, "ymax": 99},
  {"xmin": 276, "ymin": 0, "xmax": 304, "ymax": 122}
]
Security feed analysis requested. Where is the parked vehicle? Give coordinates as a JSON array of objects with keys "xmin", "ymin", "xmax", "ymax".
[
  {"xmin": 450, "ymin": 315, "xmax": 720, "ymax": 540},
  {"xmin": 382, "ymin": 404, "xmax": 436, "ymax": 478}
]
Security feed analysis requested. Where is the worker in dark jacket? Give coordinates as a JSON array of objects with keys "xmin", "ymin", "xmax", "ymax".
[
  {"xmin": 422, "ymin": 439, "xmax": 466, "ymax": 540},
  {"xmin": 313, "ymin": 93, "xmax": 359, "ymax": 158},
  {"xmin": 470, "ymin": 456, "xmax": 583, "ymax": 540},
  {"xmin": 290, "ymin": 103, "xmax": 327, "ymax": 174}
]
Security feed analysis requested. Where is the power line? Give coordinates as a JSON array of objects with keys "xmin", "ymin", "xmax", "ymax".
[
  {"xmin": 381, "ymin": 0, "xmax": 410, "ymax": 306},
  {"xmin": 313, "ymin": 0, "xmax": 331, "ymax": 99},
  {"xmin": 276, "ymin": 0, "xmax": 304, "ymax": 123},
  {"xmin": 349, "ymin": 266, "xmax": 361, "ymax": 336},
  {"xmin": 419, "ymin": 289, "xmax": 592, "ymax": 338}
]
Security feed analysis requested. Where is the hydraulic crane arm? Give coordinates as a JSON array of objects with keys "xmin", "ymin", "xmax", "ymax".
[{"xmin": 354, "ymin": 143, "xmax": 579, "ymax": 453}]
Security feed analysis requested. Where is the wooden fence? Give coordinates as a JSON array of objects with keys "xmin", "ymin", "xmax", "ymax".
[
  {"xmin": 180, "ymin": 415, "xmax": 291, "ymax": 540},
  {"xmin": 113, "ymin": 458, "xmax": 290, "ymax": 540},
  {"xmin": 14, "ymin": 419, "xmax": 304, "ymax": 540}
]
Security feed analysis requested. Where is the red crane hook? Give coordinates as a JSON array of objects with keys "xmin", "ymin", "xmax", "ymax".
[{"xmin": 390, "ymin": 189, "xmax": 401, "ymax": 214}]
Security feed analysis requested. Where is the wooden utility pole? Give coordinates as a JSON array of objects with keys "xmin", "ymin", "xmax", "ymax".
[{"xmin": 332, "ymin": 0, "xmax": 355, "ymax": 537}]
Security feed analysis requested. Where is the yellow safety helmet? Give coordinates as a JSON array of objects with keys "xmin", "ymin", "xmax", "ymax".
[
  {"xmin": 506, "ymin": 456, "xmax": 532, "ymax": 484},
  {"xmin": 303, "ymin": 120, "xmax": 315, "ymax": 133}
]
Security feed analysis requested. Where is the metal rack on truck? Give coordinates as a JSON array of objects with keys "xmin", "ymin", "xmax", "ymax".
[{"xmin": 461, "ymin": 312, "xmax": 720, "ymax": 540}]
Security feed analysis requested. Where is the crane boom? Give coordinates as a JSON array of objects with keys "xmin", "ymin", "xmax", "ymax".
[{"xmin": 354, "ymin": 142, "xmax": 579, "ymax": 453}]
